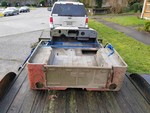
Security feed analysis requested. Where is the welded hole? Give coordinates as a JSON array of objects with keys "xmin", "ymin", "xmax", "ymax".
[
  {"xmin": 35, "ymin": 82, "xmax": 44, "ymax": 88},
  {"xmin": 109, "ymin": 83, "xmax": 117, "ymax": 90}
]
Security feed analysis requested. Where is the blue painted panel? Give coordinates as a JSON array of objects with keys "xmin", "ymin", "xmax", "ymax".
[{"xmin": 46, "ymin": 41, "xmax": 101, "ymax": 49}]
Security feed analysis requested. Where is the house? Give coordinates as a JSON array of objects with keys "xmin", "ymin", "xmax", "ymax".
[
  {"xmin": 141, "ymin": 0, "xmax": 150, "ymax": 20},
  {"xmin": 0, "ymin": 0, "xmax": 36, "ymax": 6},
  {"xmin": 80, "ymin": 0, "xmax": 128, "ymax": 7}
]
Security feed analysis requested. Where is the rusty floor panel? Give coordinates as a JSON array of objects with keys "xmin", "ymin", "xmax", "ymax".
[{"xmin": 0, "ymin": 68, "xmax": 150, "ymax": 113}]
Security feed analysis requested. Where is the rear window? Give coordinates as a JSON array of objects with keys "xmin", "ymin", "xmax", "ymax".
[{"xmin": 52, "ymin": 4, "xmax": 87, "ymax": 17}]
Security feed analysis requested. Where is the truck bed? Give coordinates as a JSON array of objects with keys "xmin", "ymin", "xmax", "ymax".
[{"xmin": 0, "ymin": 68, "xmax": 150, "ymax": 113}]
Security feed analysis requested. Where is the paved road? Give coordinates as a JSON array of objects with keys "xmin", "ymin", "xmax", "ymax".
[
  {"xmin": 0, "ymin": 8, "xmax": 50, "ymax": 80},
  {"xmin": 0, "ymin": 31, "xmax": 43, "ymax": 79},
  {"xmin": 92, "ymin": 17, "xmax": 150, "ymax": 45},
  {"xmin": 0, "ymin": 8, "xmax": 49, "ymax": 37}
]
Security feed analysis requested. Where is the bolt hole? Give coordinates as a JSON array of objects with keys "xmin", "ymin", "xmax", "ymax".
[{"xmin": 81, "ymin": 32, "xmax": 85, "ymax": 36}]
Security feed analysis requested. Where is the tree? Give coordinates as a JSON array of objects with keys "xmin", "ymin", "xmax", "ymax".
[
  {"xmin": 80, "ymin": 0, "xmax": 102, "ymax": 8},
  {"xmin": 96, "ymin": 0, "xmax": 102, "ymax": 8},
  {"xmin": 128, "ymin": 0, "xmax": 143, "ymax": 5},
  {"xmin": 40, "ymin": 0, "xmax": 45, "ymax": 6},
  {"xmin": 108, "ymin": 0, "xmax": 122, "ymax": 13},
  {"xmin": 1, "ymin": 1, "xmax": 7, "ymax": 7}
]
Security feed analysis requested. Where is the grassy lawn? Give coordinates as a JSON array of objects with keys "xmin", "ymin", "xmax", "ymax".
[
  {"xmin": 104, "ymin": 15, "xmax": 148, "ymax": 26},
  {"xmin": 89, "ymin": 19, "xmax": 150, "ymax": 74},
  {"xmin": 29, "ymin": 7, "xmax": 37, "ymax": 10},
  {"xmin": 0, "ymin": 13, "xmax": 4, "ymax": 17}
]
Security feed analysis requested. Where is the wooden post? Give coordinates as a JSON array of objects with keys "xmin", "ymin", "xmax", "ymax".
[{"xmin": 141, "ymin": 0, "xmax": 150, "ymax": 20}]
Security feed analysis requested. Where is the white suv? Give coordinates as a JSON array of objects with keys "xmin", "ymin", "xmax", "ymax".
[{"xmin": 49, "ymin": 1, "xmax": 88, "ymax": 29}]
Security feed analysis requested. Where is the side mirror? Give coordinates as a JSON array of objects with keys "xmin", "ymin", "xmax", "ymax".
[{"xmin": 47, "ymin": 7, "xmax": 51, "ymax": 11}]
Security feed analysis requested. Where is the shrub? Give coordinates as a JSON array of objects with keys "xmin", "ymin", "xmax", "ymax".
[
  {"xmin": 110, "ymin": 3, "xmax": 122, "ymax": 14},
  {"xmin": 132, "ymin": 3, "xmax": 140, "ymax": 12},
  {"xmin": 144, "ymin": 21, "xmax": 150, "ymax": 32},
  {"xmin": 15, "ymin": 3, "xmax": 19, "ymax": 7},
  {"xmin": 26, "ymin": 4, "xmax": 31, "ymax": 6},
  {"xmin": 108, "ymin": 0, "xmax": 123, "ymax": 14},
  {"xmin": 122, "ymin": 7, "xmax": 130, "ymax": 13},
  {"xmin": 32, "ymin": 4, "xmax": 37, "ymax": 7},
  {"xmin": 1, "ymin": 1, "xmax": 7, "ymax": 7},
  {"xmin": 130, "ymin": 2, "xmax": 143, "ymax": 13},
  {"xmin": 40, "ymin": 0, "xmax": 45, "ymax": 6},
  {"xmin": 138, "ymin": 3, "xmax": 143, "ymax": 12},
  {"xmin": 96, "ymin": 0, "xmax": 102, "ymax": 8}
]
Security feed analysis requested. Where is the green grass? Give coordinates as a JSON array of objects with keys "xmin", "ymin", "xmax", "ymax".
[
  {"xmin": 89, "ymin": 19, "xmax": 150, "ymax": 74},
  {"xmin": 29, "ymin": 7, "xmax": 37, "ymax": 10},
  {"xmin": 104, "ymin": 15, "xmax": 148, "ymax": 26}
]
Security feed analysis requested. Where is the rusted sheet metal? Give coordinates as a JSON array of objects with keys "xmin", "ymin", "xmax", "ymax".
[
  {"xmin": 27, "ymin": 40, "xmax": 127, "ymax": 91},
  {"xmin": 27, "ymin": 64, "xmax": 127, "ymax": 91},
  {"xmin": 111, "ymin": 67, "xmax": 127, "ymax": 90},
  {"xmin": 28, "ymin": 64, "xmax": 46, "ymax": 89}
]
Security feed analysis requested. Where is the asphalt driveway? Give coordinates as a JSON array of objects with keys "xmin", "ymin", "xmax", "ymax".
[
  {"xmin": 0, "ymin": 8, "xmax": 50, "ymax": 80},
  {"xmin": 92, "ymin": 17, "xmax": 150, "ymax": 45},
  {"xmin": 0, "ymin": 8, "xmax": 49, "ymax": 37}
]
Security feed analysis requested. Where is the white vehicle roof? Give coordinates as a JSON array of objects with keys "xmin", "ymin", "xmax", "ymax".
[
  {"xmin": 20, "ymin": 7, "xmax": 28, "ymax": 9},
  {"xmin": 23, "ymin": 6, "xmax": 28, "ymax": 7},
  {"xmin": 54, "ymin": 1, "xmax": 83, "ymax": 5},
  {"xmin": 6, "ymin": 7, "xmax": 17, "ymax": 10},
  {"xmin": 5, "ymin": 8, "xmax": 14, "ymax": 11},
  {"xmin": 7, "ymin": 7, "xmax": 16, "ymax": 9}
]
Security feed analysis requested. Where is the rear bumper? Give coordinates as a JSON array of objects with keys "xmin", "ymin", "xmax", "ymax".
[{"xmin": 27, "ymin": 64, "xmax": 127, "ymax": 91}]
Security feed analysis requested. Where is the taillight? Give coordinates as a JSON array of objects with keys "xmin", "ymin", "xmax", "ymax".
[
  {"xmin": 86, "ymin": 17, "xmax": 88, "ymax": 24},
  {"xmin": 50, "ymin": 17, "xmax": 53, "ymax": 23}
]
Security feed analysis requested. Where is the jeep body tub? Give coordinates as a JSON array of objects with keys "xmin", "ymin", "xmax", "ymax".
[{"xmin": 27, "ymin": 38, "xmax": 127, "ymax": 91}]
